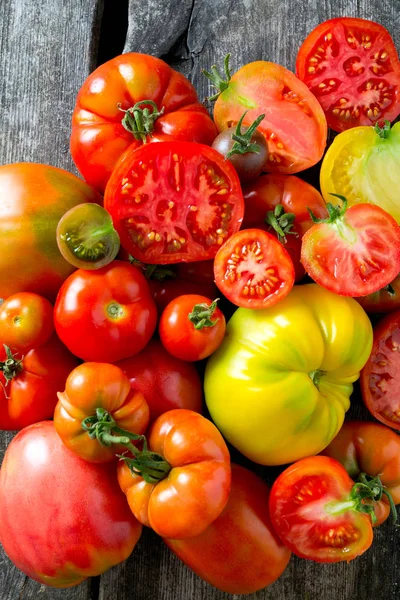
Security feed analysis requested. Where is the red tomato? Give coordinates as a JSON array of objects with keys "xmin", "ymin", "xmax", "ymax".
[
  {"xmin": 301, "ymin": 200, "xmax": 400, "ymax": 296},
  {"xmin": 149, "ymin": 278, "xmax": 217, "ymax": 313},
  {"xmin": 104, "ymin": 142, "xmax": 244, "ymax": 264},
  {"xmin": 71, "ymin": 53, "xmax": 217, "ymax": 193},
  {"xmin": 54, "ymin": 261, "xmax": 157, "ymax": 362},
  {"xmin": 269, "ymin": 456, "xmax": 373, "ymax": 563},
  {"xmin": 242, "ymin": 174, "xmax": 327, "ymax": 281},
  {"xmin": 116, "ymin": 340, "xmax": 203, "ymax": 423},
  {"xmin": 54, "ymin": 362, "xmax": 149, "ymax": 463},
  {"xmin": 361, "ymin": 310, "xmax": 400, "ymax": 430},
  {"xmin": 0, "ymin": 335, "xmax": 78, "ymax": 431},
  {"xmin": 0, "ymin": 163, "xmax": 101, "ymax": 301},
  {"xmin": 159, "ymin": 295, "xmax": 226, "ymax": 361},
  {"xmin": 356, "ymin": 274, "xmax": 400, "ymax": 314},
  {"xmin": 296, "ymin": 18, "xmax": 400, "ymax": 132},
  {"xmin": 207, "ymin": 58, "xmax": 327, "ymax": 173},
  {"xmin": 214, "ymin": 228, "xmax": 295, "ymax": 309},
  {"xmin": 0, "ymin": 292, "xmax": 54, "ymax": 351},
  {"xmin": 176, "ymin": 260, "xmax": 215, "ymax": 285},
  {"xmin": 322, "ymin": 421, "xmax": 400, "ymax": 526},
  {"xmin": 0, "ymin": 421, "xmax": 142, "ymax": 587},
  {"xmin": 164, "ymin": 464, "xmax": 291, "ymax": 594},
  {"xmin": 117, "ymin": 409, "xmax": 231, "ymax": 539}
]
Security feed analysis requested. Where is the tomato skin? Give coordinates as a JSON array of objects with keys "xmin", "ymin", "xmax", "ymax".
[
  {"xmin": 301, "ymin": 203, "xmax": 400, "ymax": 297},
  {"xmin": 104, "ymin": 141, "xmax": 244, "ymax": 265},
  {"xmin": 0, "ymin": 335, "xmax": 79, "ymax": 431},
  {"xmin": 71, "ymin": 53, "xmax": 217, "ymax": 193},
  {"xmin": 211, "ymin": 127, "xmax": 268, "ymax": 182},
  {"xmin": 0, "ymin": 421, "xmax": 142, "ymax": 587},
  {"xmin": 356, "ymin": 274, "xmax": 400, "ymax": 314},
  {"xmin": 117, "ymin": 409, "xmax": 231, "ymax": 539},
  {"xmin": 213, "ymin": 61, "xmax": 327, "ymax": 174},
  {"xmin": 0, "ymin": 292, "xmax": 54, "ymax": 351},
  {"xmin": 164, "ymin": 464, "xmax": 291, "ymax": 594},
  {"xmin": 360, "ymin": 310, "xmax": 400, "ymax": 430},
  {"xmin": 176, "ymin": 260, "xmax": 215, "ymax": 285},
  {"xmin": 321, "ymin": 421, "xmax": 400, "ymax": 526},
  {"xmin": 0, "ymin": 163, "xmax": 101, "ymax": 301},
  {"xmin": 296, "ymin": 18, "xmax": 400, "ymax": 132},
  {"xmin": 159, "ymin": 295, "xmax": 226, "ymax": 361},
  {"xmin": 269, "ymin": 456, "xmax": 373, "ymax": 563},
  {"xmin": 205, "ymin": 284, "xmax": 373, "ymax": 465},
  {"xmin": 54, "ymin": 261, "xmax": 157, "ymax": 362},
  {"xmin": 116, "ymin": 340, "xmax": 203, "ymax": 423},
  {"xmin": 242, "ymin": 174, "xmax": 327, "ymax": 281},
  {"xmin": 149, "ymin": 278, "xmax": 217, "ymax": 313},
  {"xmin": 54, "ymin": 363, "xmax": 149, "ymax": 463}
]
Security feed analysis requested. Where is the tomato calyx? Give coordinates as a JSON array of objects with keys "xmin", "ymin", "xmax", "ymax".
[
  {"xmin": 129, "ymin": 256, "xmax": 175, "ymax": 281},
  {"xmin": 225, "ymin": 112, "xmax": 266, "ymax": 158},
  {"xmin": 0, "ymin": 345, "xmax": 23, "ymax": 383},
  {"xmin": 265, "ymin": 204, "xmax": 298, "ymax": 244},
  {"xmin": 308, "ymin": 194, "xmax": 348, "ymax": 224},
  {"xmin": 188, "ymin": 298, "xmax": 220, "ymax": 330},
  {"xmin": 374, "ymin": 119, "xmax": 391, "ymax": 140},
  {"xmin": 202, "ymin": 53, "xmax": 232, "ymax": 101},
  {"xmin": 118, "ymin": 100, "xmax": 165, "ymax": 143}
]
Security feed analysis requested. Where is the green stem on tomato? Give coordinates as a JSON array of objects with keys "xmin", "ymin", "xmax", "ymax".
[
  {"xmin": 118, "ymin": 100, "xmax": 165, "ymax": 142},
  {"xmin": 202, "ymin": 54, "xmax": 232, "ymax": 101},
  {"xmin": 188, "ymin": 298, "xmax": 220, "ymax": 330}
]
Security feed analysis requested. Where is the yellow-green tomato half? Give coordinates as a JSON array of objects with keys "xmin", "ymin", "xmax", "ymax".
[{"xmin": 204, "ymin": 284, "xmax": 373, "ymax": 466}]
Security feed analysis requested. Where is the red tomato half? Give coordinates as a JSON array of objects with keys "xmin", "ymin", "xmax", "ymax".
[
  {"xmin": 361, "ymin": 310, "xmax": 400, "ymax": 430},
  {"xmin": 296, "ymin": 18, "xmax": 400, "ymax": 132},
  {"xmin": 269, "ymin": 456, "xmax": 373, "ymax": 563},
  {"xmin": 104, "ymin": 142, "xmax": 244, "ymax": 264},
  {"xmin": 214, "ymin": 229, "xmax": 295, "ymax": 309},
  {"xmin": 71, "ymin": 53, "xmax": 217, "ymax": 193}
]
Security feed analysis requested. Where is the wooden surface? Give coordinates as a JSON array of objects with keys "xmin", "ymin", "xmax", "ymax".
[{"xmin": 1, "ymin": 0, "xmax": 400, "ymax": 598}]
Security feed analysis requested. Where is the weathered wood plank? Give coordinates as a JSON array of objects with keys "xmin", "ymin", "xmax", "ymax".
[{"xmin": 0, "ymin": 0, "xmax": 104, "ymax": 598}]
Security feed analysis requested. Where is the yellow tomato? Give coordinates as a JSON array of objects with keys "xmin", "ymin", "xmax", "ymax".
[
  {"xmin": 320, "ymin": 122, "xmax": 400, "ymax": 222},
  {"xmin": 204, "ymin": 284, "xmax": 373, "ymax": 466}
]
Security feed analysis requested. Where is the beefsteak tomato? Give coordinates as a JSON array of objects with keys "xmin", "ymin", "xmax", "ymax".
[
  {"xmin": 0, "ymin": 421, "xmax": 142, "ymax": 587},
  {"xmin": 204, "ymin": 283, "xmax": 373, "ymax": 465}
]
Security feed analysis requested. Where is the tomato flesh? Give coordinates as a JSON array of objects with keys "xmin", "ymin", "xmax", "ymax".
[
  {"xmin": 214, "ymin": 228, "xmax": 294, "ymax": 309},
  {"xmin": 297, "ymin": 18, "xmax": 400, "ymax": 132},
  {"xmin": 104, "ymin": 142, "xmax": 244, "ymax": 264}
]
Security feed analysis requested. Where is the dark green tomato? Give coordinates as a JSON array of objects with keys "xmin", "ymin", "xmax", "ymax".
[
  {"xmin": 212, "ymin": 128, "xmax": 268, "ymax": 183},
  {"xmin": 57, "ymin": 204, "xmax": 120, "ymax": 269}
]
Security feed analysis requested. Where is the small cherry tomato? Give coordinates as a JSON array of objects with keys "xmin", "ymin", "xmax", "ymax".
[
  {"xmin": 214, "ymin": 228, "xmax": 295, "ymax": 309},
  {"xmin": 57, "ymin": 203, "xmax": 120, "ymax": 269},
  {"xmin": 0, "ymin": 292, "xmax": 54, "ymax": 351},
  {"xmin": 159, "ymin": 295, "xmax": 226, "ymax": 361}
]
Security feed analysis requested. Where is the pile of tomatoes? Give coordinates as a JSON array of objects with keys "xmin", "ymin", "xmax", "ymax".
[{"xmin": 1, "ymin": 15, "xmax": 400, "ymax": 595}]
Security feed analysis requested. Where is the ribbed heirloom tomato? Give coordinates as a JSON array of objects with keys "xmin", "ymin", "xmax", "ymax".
[{"xmin": 71, "ymin": 53, "xmax": 217, "ymax": 193}]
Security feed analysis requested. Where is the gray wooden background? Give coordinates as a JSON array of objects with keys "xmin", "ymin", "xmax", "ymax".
[{"xmin": 1, "ymin": 0, "xmax": 399, "ymax": 599}]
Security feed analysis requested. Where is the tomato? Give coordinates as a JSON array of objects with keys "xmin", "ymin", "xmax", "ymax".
[
  {"xmin": 213, "ymin": 228, "xmax": 295, "ymax": 309},
  {"xmin": 54, "ymin": 362, "xmax": 149, "ymax": 463},
  {"xmin": 356, "ymin": 274, "xmax": 400, "ymax": 314},
  {"xmin": 296, "ymin": 18, "xmax": 400, "ymax": 132},
  {"xmin": 104, "ymin": 141, "xmax": 244, "ymax": 264},
  {"xmin": 320, "ymin": 121, "xmax": 400, "ymax": 223},
  {"xmin": 0, "ymin": 421, "xmax": 142, "ymax": 587},
  {"xmin": 0, "ymin": 335, "xmax": 78, "ymax": 431},
  {"xmin": 269, "ymin": 456, "xmax": 373, "ymax": 563},
  {"xmin": 164, "ymin": 464, "xmax": 291, "ymax": 594},
  {"xmin": 204, "ymin": 283, "xmax": 373, "ymax": 465},
  {"xmin": 54, "ymin": 261, "xmax": 157, "ymax": 362},
  {"xmin": 242, "ymin": 174, "xmax": 327, "ymax": 281},
  {"xmin": 149, "ymin": 278, "xmax": 218, "ymax": 313},
  {"xmin": 117, "ymin": 409, "xmax": 231, "ymax": 539},
  {"xmin": 211, "ymin": 112, "xmax": 268, "ymax": 182},
  {"xmin": 57, "ymin": 203, "xmax": 120, "ymax": 269},
  {"xmin": 360, "ymin": 310, "xmax": 400, "ymax": 430},
  {"xmin": 0, "ymin": 163, "xmax": 101, "ymax": 301},
  {"xmin": 204, "ymin": 56, "xmax": 327, "ymax": 173},
  {"xmin": 159, "ymin": 295, "xmax": 226, "ymax": 361},
  {"xmin": 0, "ymin": 292, "xmax": 54, "ymax": 352},
  {"xmin": 116, "ymin": 340, "xmax": 203, "ymax": 423},
  {"xmin": 176, "ymin": 260, "xmax": 215, "ymax": 285},
  {"xmin": 301, "ymin": 198, "xmax": 400, "ymax": 296},
  {"xmin": 71, "ymin": 53, "xmax": 217, "ymax": 194},
  {"xmin": 322, "ymin": 421, "xmax": 400, "ymax": 526}
]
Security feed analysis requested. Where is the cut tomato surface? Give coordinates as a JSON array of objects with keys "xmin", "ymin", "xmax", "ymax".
[
  {"xmin": 297, "ymin": 18, "xmax": 400, "ymax": 132},
  {"xmin": 104, "ymin": 142, "xmax": 244, "ymax": 264}
]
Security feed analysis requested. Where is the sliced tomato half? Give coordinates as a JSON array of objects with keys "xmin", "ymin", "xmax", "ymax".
[{"xmin": 104, "ymin": 142, "xmax": 244, "ymax": 264}]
